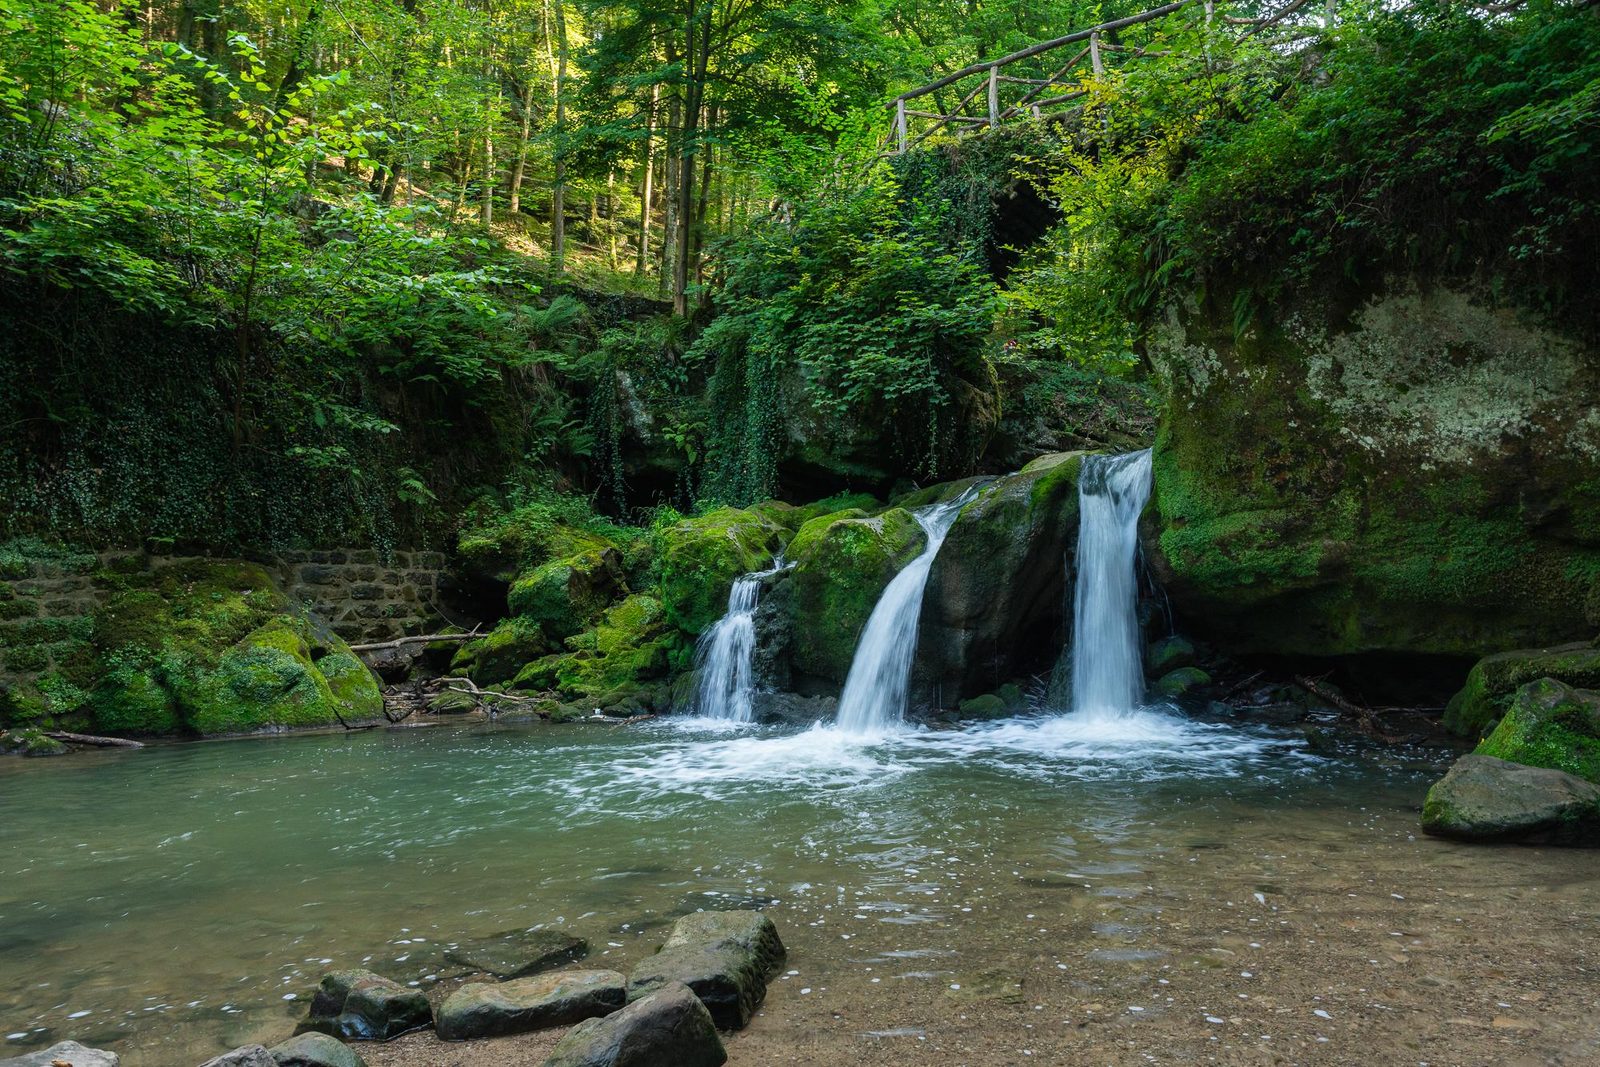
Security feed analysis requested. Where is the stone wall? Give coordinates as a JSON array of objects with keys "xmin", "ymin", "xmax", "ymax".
[{"xmin": 276, "ymin": 549, "xmax": 447, "ymax": 644}]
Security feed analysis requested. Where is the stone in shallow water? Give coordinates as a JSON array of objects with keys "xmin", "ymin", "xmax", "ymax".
[
  {"xmin": 436, "ymin": 970, "xmax": 626, "ymax": 1040},
  {"xmin": 268, "ymin": 1033, "xmax": 367, "ymax": 1067},
  {"xmin": 627, "ymin": 910, "xmax": 785, "ymax": 1030},
  {"xmin": 296, "ymin": 968, "xmax": 431, "ymax": 1041},
  {"xmin": 197, "ymin": 1047, "xmax": 275, "ymax": 1067},
  {"xmin": 544, "ymin": 981, "xmax": 725, "ymax": 1067},
  {"xmin": 0, "ymin": 1041, "xmax": 119, "ymax": 1066},
  {"xmin": 445, "ymin": 929, "xmax": 587, "ymax": 979},
  {"xmin": 1422, "ymin": 754, "xmax": 1600, "ymax": 845}
]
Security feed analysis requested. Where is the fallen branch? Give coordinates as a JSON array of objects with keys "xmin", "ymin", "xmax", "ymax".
[
  {"xmin": 45, "ymin": 731, "xmax": 145, "ymax": 749},
  {"xmin": 349, "ymin": 627, "xmax": 483, "ymax": 654},
  {"xmin": 1294, "ymin": 675, "xmax": 1399, "ymax": 742},
  {"xmin": 616, "ymin": 713, "xmax": 660, "ymax": 727}
]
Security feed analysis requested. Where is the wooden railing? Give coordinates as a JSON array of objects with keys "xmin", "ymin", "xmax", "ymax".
[{"xmin": 886, "ymin": 0, "xmax": 1326, "ymax": 153}]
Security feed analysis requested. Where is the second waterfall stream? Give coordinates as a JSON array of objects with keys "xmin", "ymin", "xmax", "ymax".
[
  {"xmin": 834, "ymin": 489, "xmax": 976, "ymax": 734},
  {"xmin": 1070, "ymin": 449, "xmax": 1154, "ymax": 718}
]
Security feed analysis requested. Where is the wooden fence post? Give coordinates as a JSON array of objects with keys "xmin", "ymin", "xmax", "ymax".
[
  {"xmin": 896, "ymin": 98, "xmax": 907, "ymax": 153},
  {"xmin": 1090, "ymin": 31, "xmax": 1104, "ymax": 76},
  {"xmin": 988, "ymin": 65, "xmax": 1000, "ymax": 126}
]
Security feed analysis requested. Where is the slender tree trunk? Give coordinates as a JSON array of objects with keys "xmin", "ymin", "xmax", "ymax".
[
  {"xmin": 635, "ymin": 82, "xmax": 657, "ymax": 276},
  {"xmin": 672, "ymin": 0, "xmax": 707, "ymax": 315},
  {"xmin": 547, "ymin": 0, "xmax": 570, "ymax": 271},
  {"xmin": 508, "ymin": 79, "xmax": 536, "ymax": 216},
  {"xmin": 606, "ymin": 170, "xmax": 620, "ymax": 270},
  {"xmin": 691, "ymin": 104, "xmax": 715, "ymax": 299},
  {"xmin": 481, "ymin": 72, "xmax": 498, "ymax": 226},
  {"xmin": 659, "ymin": 54, "xmax": 679, "ymax": 300}
]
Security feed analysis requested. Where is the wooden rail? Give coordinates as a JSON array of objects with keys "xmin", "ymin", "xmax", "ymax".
[{"xmin": 886, "ymin": 0, "xmax": 1329, "ymax": 152}]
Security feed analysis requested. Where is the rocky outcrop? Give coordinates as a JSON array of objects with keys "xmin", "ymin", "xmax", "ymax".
[
  {"xmin": 656, "ymin": 508, "xmax": 786, "ymax": 636},
  {"xmin": 543, "ymin": 981, "xmax": 726, "ymax": 1067},
  {"xmin": 0, "ymin": 1042, "xmax": 119, "ymax": 1066},
  {"xmin": 1422, "ymin": 754, "xmax": 1600, "ymax": 845},
  {"xmin": 296, "ymin": 969, "xmax": 431, "ymax": 1042},
  {"xmin": 626, "ymin": 910, "xmax": 785, "ymax": 1030},
  {"xmin": 1474, "ymin": 679, "xmax": 1600, "ymax": 784},
  {"xmin": 917, "ymin": 453, "xmax": 1082, "ymax": 703},
  {"xmin": 1148, "ymin": 285, "xmax": 1600, "ymax": 663},
  {"xmin": 444, "ymin": 929, "xmax": 588, "ymax": 979},
  {"xmin": 437, "ymin": 970, "xmax": 626, "ymax": 1040},
  {"xmin": 1444, "ymin": 642, "xmax": 1600, "ymax": 738}
]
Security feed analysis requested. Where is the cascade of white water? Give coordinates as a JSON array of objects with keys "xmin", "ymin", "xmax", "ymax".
[
  {"xmin": 834, "ymin": 491, "xmax": 974, "ymax": 734},
  {"xmin": 691, "ymin": 555, "xmax": 789, "ymax": 722},
  {"xmin": 1070, "ymin": 450, "xmax": 1154, "ymax": 717}
]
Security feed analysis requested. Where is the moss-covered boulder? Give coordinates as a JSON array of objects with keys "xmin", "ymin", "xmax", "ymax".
[
  {"xmin": 657, "ymin": 507, "xmax": 786, "ymax": 636},
  {"xmin": 1474, "ymin": 679, "xmax": 1600, "ymax": 784},
  {"xmin": 1443, "ymin": 642, "xmax": 1600, "ymax": 738},
  {"xmin": 515, "ymin": 596, "xmax": 678, "ymax": 708},
  {"xmin": 506, "ymin": 530, "xmax": 627, "ymax": 641},
  {"xmin": 1151, "ymin": 666, "xmax": 1212, "ymax": 700},
  {"xmin": 1148, "ymin": 285, "xmax": 1600, "ymax": 661},
  {"xmin": 918, "ymin": 454, "xmax": 1083, "ymax": 702},
  {"xmin": 450, "ymin": 617, "xmax": 552, "ymax": 685},
  {"xmin": 1421, "ymin": 753, "xmax": 1600, "ymax": 845},
  {"xmin": 787, "ymin": 507, "xmax": 926, "ymax": 685}
]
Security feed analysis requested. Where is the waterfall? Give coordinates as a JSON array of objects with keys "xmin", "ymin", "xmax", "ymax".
[
  {"xmin": 1070, "ymin": 449, "xmax": 1153, "ymax": 717},
  {"xmin": 834, "ymin": 491, "xmax": 974, "ymax": 734},
  {"xmin": 691, "ymin": 556, "xmax": 788, "ymax": 722}
]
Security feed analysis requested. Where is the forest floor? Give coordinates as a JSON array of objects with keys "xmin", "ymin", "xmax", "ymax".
[{"xmin": 363, "ymin": 799, "xmax": 1600, "ymax": 1067}]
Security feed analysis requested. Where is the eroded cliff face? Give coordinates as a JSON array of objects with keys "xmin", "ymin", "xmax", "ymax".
[{"xmin": 1147, "ymin": 283, "xmax": 1600, "ymax": 659}]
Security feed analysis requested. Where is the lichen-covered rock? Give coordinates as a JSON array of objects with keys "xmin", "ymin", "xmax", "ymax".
[
  {"xmin": 436, "ymin": 970, "xmax": 625, "ymax": 1040},
  {"xmin": 1474, "ymin": 679, "xmax": 1600, "ymax": 784},
  {"xmin": 444, "ymin": 928, "xmax": 587, "ymax": 979},
  {"xmin": 1421, "ymin": 754, "xmax": 1600, "ymax": 845},
  {"xmin": 544, "ymin": 981, "xmax": 726, "ymax": 1067},
  {"xmin": 786, "ymin": 507, "xmax": 925, "ymax": 685},
  {"xmin": 0, "ymin": 1040, "xmax": 119, "ymax": 1066},
  {"xmin": 919, "ymin": 454, "xmax": 1082, "ymax": 702},
  {"xmin": 626, "ymin": 910, "xmax": 785, "ymax": 1031},
  {"xmin": 296, "ymin": 969, "xmax": 431, "ymax": 1042},
  {"xmin": 1148, "ymin": 285, "xmax": 1600, "ymax": 661},
  {"xmin": 266, "ymin": 1032, "xmax": 366, "ymax": 1067},
  {"xmin": 1444, "ymin": 642, "xmax": 1600, "ymax": 738},
  {"xmin": 657, "ymin": 508, "xmax": 786, "ymax": 636}
]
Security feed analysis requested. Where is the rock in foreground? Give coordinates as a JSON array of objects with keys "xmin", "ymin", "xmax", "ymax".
[
  {"xmin": 0, "ymin": 1041, "xmax": 119, "ymax": 1066},
  {"xmin": 198, "ymin": 1047, "xmax": 275, "ymax": 1067},
  {"xmin": 444, "ymin": 928, "xmax": 588, "ymax": 979},
  {"xmin": 1422, "ymin": 754, "xmax": 1600, "ymax": 845},
  {"xmin": 267, "ymin": 1033, "xmax": 367, "ymax": 1067},
  {"xmin": 297, "ymin": 969, "xmax": 430, "ymax": 1042},
  {"xmin": 437, "ymin": 969, "xmax": 626, "ymax": 1040},
  {"xmin": 544, "ymin": 981, "xmax": 726, "ymax": 1067},
  {"xmin": 627, "ymin": 909, "xmax": 785, "ymax": 1030}
]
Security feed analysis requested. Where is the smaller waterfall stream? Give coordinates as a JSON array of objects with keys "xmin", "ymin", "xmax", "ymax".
[
  {"xmin": 1071, "ymin": 450, "xmax": 1154, "ymax": 717},
  {"xmin": 834, "ymin": 491, "xmax": 975, "ymax": 734},
  {"xmin": 691, "ymin": 555, "xmax": 789, "ymax": 722}
]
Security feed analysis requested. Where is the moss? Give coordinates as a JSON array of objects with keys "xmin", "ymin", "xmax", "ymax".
[
  {"xmin": 0, "ymin": 726, "xmax": 69, "ymax": 757},
  {"xmin": 505, "ymin": 529, "xmax": 626, "ymax": 640},
  {"xmin": 179, "ymin": 616, "xmax": 344, "ymax": 735},
  {"xmin": 453, "ymin": 617, "xmax": 551, "ymax": 684},
  {"xmin": 1152, "ymin": 667, "xmax": 1212, "ymax": 700},
  {"xmin": 1475, "ymin": 678, "xmax": 1600, "ymax": 784},
  {"xmin": 957, "ymin": 694, "xmax": 1008, "ymax": 720},
  {"xmin": 93, "ymin": 662, "xmax": 181, "ymax": 734},
  {"xmin": 511, "ymin": 653, "xmax": 568, "ymax": 692},
  {"xmin": 317, "ymin": 651, "xmax": 385, "ymax": 722},
  {"xmin": 1444, "ymin": 642, "xmax": 1600, "ymax": 738},
  {"xmin": 787, "ymin": 507, "xmax": 927, "ymax": 683},
  {"xmin": 551, "ymin": 594, "xmax": 675, "ymax": 700},
  {"xmin": 656, "ymin": 507, "xmax": 784, "ymax": 636}
]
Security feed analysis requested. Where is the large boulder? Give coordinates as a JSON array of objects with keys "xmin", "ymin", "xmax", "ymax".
[
  {"xmin": 626, "ymin": 910, "xmax": 785, "ymax": 1031},
  {"xmin": 656, "ymin": 507, "xmax": 786, "ymax": 636},
  {"xmin": 296, "ymin": 968, "xmax": 431, "ymax": 1042},
  {"xmin": 786, "ymin": 508, "xmax": 926, "ymax": 686},
  {"xmin": 918, "ymin": 454, "xmax": 1082, "ymax": 702},
  {"xmin": 506, "ymin": 533, "xmax": 628, "ymax": 642},
  {"xmin": 1421, "ymin": 754, "xmax": 1600, "ymax": 845},
  {"xmin": 1444, "ymin": 642, "xmax": 1600, "ymax": 738},
  {"xmin": 266, "ymin": 1033, "xmax": 366, "ymax": 1067},
  {"xmin": 0, "ymin": 1042, "xmax": 119, "ymax": 1066},
  {"xmin": 547, "ymin": 595, "xmax": 676, "ymax": 702},
  {"xmin": 543, "ymin": 981, "xmax": 726, "ymax": 1067},
  {"xmin": 444, "ymin": 928, "xmax": 587, "ymax": 979},
  {"xmin": 1147, "ymin": 285, "xmax": 1600, "ymax": 661},
  {"xmin": 450, "ymin": 617, "xmax": 551, "ymax": 685},
  {"xmin": 436, "ymin": 970, "xmax": 626, "ymax": 1040},
  {"xmin": 198, "ymin": 1048, "xmax": 275, "ymax": 1067},
  {"xmin": 1474, "ymin": 679, "xmax": 1600, "ymax": 783}
]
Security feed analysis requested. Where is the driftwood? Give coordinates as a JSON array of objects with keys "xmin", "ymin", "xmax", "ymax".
[
  {"xmin": 349, "ymin": 628, "xmax": 483, "ymax": 654},
  {"xmin": 45, "ymin": 730, "xmax": 145, "ymax": 749},
  {"xmin": 1294, "ymin": 675, "xmax": 1400, "ymax": 742}
]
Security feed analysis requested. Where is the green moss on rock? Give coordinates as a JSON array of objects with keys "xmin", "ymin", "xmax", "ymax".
[
  {"xmin": 553, "ymin": 595, "xmax": 675, "ymax": 701},
  {"xmin": 506, "ymin": 529, "xmax": 627, "ymax": 641},
  {"xmin": 1474, "ymin": 678, "xmax": 1600, "ymax": 784},
  {"xmin": 1444, "ymin": 642, "xmax": 1600, "ymax": 738},
  {"xmin": 656, "ymin": 507, "xmax": 785, "ymax": 636},
  {"xmin": 453, "ymin": 617, "xmax": 552, "ymax": 685}
]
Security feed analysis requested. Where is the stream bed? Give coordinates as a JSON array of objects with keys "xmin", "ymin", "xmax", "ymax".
[{"xmin": 3, "ymin": 711, "xmax": 1599, "ymax": 1065}]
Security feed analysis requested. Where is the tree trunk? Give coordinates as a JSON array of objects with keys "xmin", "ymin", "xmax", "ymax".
[
  {"xmin": 635, "ymin": 82, "xmax": 657, "ymax": 276},
  {"xmin": 672, "ymin": 0, "xmax": 709, "ymax": 315},
  {"xmin": 548, "ymin": 0, "xmax": 570, "ymax": 272},
  {"xmin": 508, "ymin": 79, "xmax": 536, "ymax": 217}
]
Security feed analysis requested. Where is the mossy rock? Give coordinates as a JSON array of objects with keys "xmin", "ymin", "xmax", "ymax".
[
  {"xmin": 92, "ymin": 663, "xmax": 182, "ymax": 734},
  {"xmin": 553, "ymin": 595, "xmax": 675, "ymax": 700},
  {"xmin": 452, "ymin": 617, "xmax": 552, "ymax": 685},
  {"xmin": 506, "ymin": 532, "xmax": 627, "ymax": 641},
  {"xmin": 511, "ymin": 653, "xmax": 569, "ymax": 692},
  {"xmin": 1444, "ymin": 642, "xmax": 1600, "ymax": 738},
  {"xmin": 656, "ymin": 507, "xmax": 785, "ymax": 636},
  {"xmin": 1152, "ymin": 667, "xmax": 1212, "ymax": 700},
  {"xmin": 317, "ymin": 651, "xmax": 385, "ymax": 722},
  {"xmin": 1474, "ymin": 678, "xmax": 1600, "ymax": 784},
  {"xmin": 1146, "ymin": 635, "xmax": 1198, "ymax": 676},
  {"xmin": 1148, "ymin": 285, "xmax": 1600, "ymax": 660},
  {"xmin": 957, "ymin": 694, "xmax": 1009, "ymax": 720},
  {"xmin": 787, "ymin": 507, "xmax": 926, "ymax": 684},
  {"xmin": 0, "ymin": 726, "xmax": 69, "ymax": 757}
]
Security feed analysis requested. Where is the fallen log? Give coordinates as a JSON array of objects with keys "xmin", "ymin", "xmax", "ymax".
[
  {"xmin": 45, "ymin": 731, "xmax": 145, "ymax": 749},
  {"xmin": 1294, "ymin": 675, "xmax": 1400, "ymax": 742},
  {"xmin": 349, "ymin": 628, "xmax": 483, "ymax": 653}
]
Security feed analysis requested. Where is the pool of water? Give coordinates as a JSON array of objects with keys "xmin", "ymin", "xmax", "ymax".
[{"xmin": 0, "ymin": 708, "xmax": 1539, "ymax": 1064}]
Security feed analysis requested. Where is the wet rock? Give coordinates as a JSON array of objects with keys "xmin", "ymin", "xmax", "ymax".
[
  {"xmin": 750, "ymin": 691, "xmax": 836, "ymax": 727},
  {"xmin": 1423, "ymin": 754, "xmax": 1600, "ymax": 844},
  {"xmin": 1145, "ymin": 635, "xmax": 1197, "ymax": 675},
  {"xmin": 197, "ymin": 1047, "xmax": 276, "ymax": 1067},
  {"xmin": 957, "ymin": 694, "xmax": 1008, "ymax": 720},
  {"xmin": 0, "ymin": 1041, "xmax": 119, "ymax": 1066},
  {"xmin": 544, "ymin": 981, "xmax": 726, "ymax": 1067},
  {"xmin": 296, "ymin": 969, "xmax": 431, "ymax": 1041},
  {"xmin": 1151, "ymin": 667, "xmax": 1211, "ymax": 700},
  {"xmin": 437, "ymin": 970, "xmax": 626, "ymax": 1040},
  {"xmin": 627, "ymin": 910, "xmax": 785, "ymax": 1030},
  {"xmin": 445, "ymin": 929, "xmax": 587, "ymax": 979},
  {"xmin": 267, "ymin": 1033, "xmax": 366, "ymax": 1067}
]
